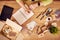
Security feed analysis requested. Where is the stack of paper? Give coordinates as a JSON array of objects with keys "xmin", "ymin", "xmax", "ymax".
[
  {"xmin": 13, "ymin": 8, "xmax": 34, "ymax": 25},
  {"xmin": 6, "ymin": 19, "xmax": 22, "ymax": 32},
  {"xmin": 26, "ymin": 21, "xmax": 37, "ymax": 30},
  {"xmin": 0, "ymin": 21, "xmax": 5, "ymax": 31}
]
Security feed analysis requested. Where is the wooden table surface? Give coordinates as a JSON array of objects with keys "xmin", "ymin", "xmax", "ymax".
[{"xmin": 0, "ymin": 1, "xmax": 60, "ymax": 40}]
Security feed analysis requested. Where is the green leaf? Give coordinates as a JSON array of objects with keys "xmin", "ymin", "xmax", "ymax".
[{"xmin": 49, "ymin": 25, "xmax": 58, "ymax": 34}]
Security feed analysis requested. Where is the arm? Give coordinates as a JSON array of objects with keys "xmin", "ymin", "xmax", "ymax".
[{"xmin": 16, "ymin": 0, "xmax": 30, "ymax": 12}]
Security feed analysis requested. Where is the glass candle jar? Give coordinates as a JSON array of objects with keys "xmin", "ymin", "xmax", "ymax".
[{"xmin": 55, "ymin": 9, "xmax": 60, "ymax": 20}]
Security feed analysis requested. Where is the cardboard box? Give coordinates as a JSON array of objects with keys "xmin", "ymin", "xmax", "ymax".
[{"xmin": 2, "ymin": 19, "xmax": 22, "ymax": 39}]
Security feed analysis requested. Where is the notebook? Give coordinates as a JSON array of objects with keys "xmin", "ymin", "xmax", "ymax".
[
  {"xmin": 6, "ymin": 19, "xmax": 22, "ymax": 32},
  {"xmin": 13, "ymin": 7, "xmax": 34, "ymax": 25},
  {"xmin": 26, "ymin": 21, "xmax": 37, "ymax": 30}
]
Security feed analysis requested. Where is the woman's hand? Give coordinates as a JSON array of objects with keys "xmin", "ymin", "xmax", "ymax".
[
  {"xmin": 17, "ymin": 0, "xmax": 30, "ymax": 13},
  {"xmin": 24, "ymin": 4, "xmax": 31, "ymax": 13}
]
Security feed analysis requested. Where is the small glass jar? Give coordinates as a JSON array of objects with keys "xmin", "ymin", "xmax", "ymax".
[
  {"xmin": 46, "ymin": 17, "xmax": 53, "ymax": 22},
  {"xmin": 55, "ymin": 9, "xmax": 60, "ymax": 21}
]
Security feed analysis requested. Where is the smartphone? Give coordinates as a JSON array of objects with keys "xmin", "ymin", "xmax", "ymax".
[{"xmin": 0, "ymin": 5, "xmax": 14, "ymax": 21}]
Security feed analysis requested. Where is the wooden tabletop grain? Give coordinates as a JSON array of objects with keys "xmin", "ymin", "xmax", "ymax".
[{"xmin": 0, "ymin": 1, "xmax": 60, "ymax": 40}]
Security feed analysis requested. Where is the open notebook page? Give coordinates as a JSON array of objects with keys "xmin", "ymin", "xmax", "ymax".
[{"xmin": 13, "ymin": 8, "xmax": 34, "ymax": 25}]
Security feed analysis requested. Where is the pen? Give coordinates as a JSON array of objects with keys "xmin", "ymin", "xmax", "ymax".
[
  {"xmin": 40, "ymin": 8, "xmax": 53, "ymax": 20},
  {"xmin": 36, "ymin": 12, "xmax": 41, "ymax": 18},
  {"xmin": 36, "ymin": 8, "xmax": 48, "ymax": 18}
]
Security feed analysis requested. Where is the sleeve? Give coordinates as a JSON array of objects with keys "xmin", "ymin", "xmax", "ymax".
[
  {"xmin": 16, "ymin": 0, "xmax": 22, "ymax": 2},
  {"xmin": 41, "ymin": 0, "xmax": 53, "ymax": 6}
]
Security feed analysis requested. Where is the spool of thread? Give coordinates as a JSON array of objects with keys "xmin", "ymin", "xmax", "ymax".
[{"xmin": 46, "ymin": 17, "xmax": 52, "ymax": 22}]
